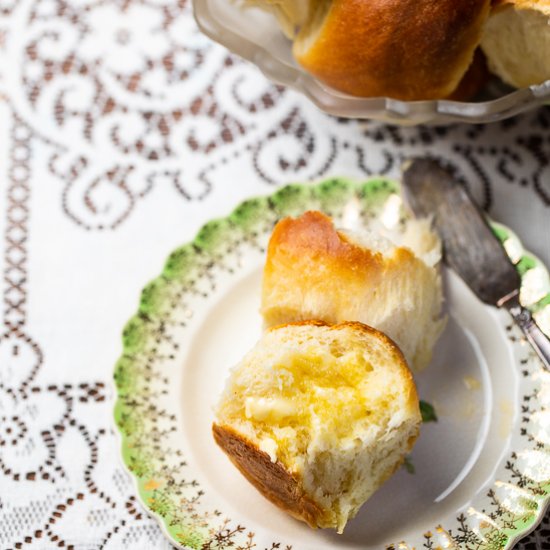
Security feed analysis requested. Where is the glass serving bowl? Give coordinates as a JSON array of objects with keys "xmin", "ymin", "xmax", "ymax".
[{"xmin": 193, "ymin": 0, "xmax": 550, "ymax": 125}]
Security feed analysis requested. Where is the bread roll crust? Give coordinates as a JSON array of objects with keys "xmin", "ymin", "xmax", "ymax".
[
  {"xmin": 293, "ymin": 0, "xmax": 491, "ymax": 99},
  {"xmin": 212, "ymin": 423, "xmax": 328, "ymax": 528}
]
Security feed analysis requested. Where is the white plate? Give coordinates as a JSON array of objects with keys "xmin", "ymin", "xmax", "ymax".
[{"xmin": 114, "ymin": 178, "xmax": 550, "ymax": 549}]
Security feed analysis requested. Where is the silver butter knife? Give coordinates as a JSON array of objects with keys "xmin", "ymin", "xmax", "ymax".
[{"xmin": 402, "ymin": 158, "xmax": 550, "ymax": 371}]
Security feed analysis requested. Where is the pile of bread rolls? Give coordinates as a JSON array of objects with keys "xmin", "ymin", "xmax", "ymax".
[{"xmin": 246, "ymin": 0, "xmax": 550, "ymax": 100}]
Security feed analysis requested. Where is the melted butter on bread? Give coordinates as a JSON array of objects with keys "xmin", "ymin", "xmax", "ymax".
[{"xmin": 245, "ymin": 396, "xmax": 297, "ymax": 421}]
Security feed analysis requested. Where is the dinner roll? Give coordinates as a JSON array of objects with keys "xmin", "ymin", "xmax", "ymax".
[
  {"xmin": 213, "ymin": 321, "xmax": 421, "ymax": 532},
  {"xmin": 261, "ymin": 211, "xmax": 445, "ymax": 371},
  {"xmin": 248, "ymin": 0, "xmax": 491, "ymax": 99},
  {"xmin": 481, "ymin": 0, "xmax": 550, "ymax": 88}
]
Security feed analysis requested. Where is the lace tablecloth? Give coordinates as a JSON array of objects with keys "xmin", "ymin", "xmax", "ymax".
[{"xmin": 0, "ymin": 0, "xmax": 549, "ymax": 547}]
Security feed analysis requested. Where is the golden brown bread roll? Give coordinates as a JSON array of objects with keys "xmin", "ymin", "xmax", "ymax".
[
  {"xmin": 248, "ymin": 0, "xmax": 491, "ymax": 99},
  {"xmin": 481, "ymin": 0, "xmax": 550, "ymax": 88},
  {"xmin": 261, "ymin": 211, "xmax": 445, "ymax": 371},
  {"xmin": 213, "ymin": 321, "xmax": 421, "ymax": 532}
]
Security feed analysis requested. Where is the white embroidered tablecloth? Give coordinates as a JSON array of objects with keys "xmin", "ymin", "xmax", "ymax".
[{"xmin": 0, "ymin": 0, "xmax": 549, "ymax": 547}]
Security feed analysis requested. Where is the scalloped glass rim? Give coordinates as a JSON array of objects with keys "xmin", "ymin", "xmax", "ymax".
[{"xmin": 192, "ymin": 0, "xmax": 550, "ymax": 125}]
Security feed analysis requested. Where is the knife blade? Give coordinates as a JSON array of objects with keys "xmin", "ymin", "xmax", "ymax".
[{"xmin": 402, "ymin": 158, "xmax": 550, "ymax": 371}]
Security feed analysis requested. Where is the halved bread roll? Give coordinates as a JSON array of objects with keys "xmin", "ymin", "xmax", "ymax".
[
  {"xmin": 481, "ymin": 0, "xmax": 550, "ymax": 88},
  {"xmin": 261, "ymin": 211, "xmax": 445, "ymax": 371},
  {"xmin": 247, "ymin": 0, "xmax": 491, "ymax": 99},
  {"xmin": 213, "ymin": 321, "xmax": 421, "ymax": 532}
]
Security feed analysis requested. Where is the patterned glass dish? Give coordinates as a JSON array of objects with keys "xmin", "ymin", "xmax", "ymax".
[
  {"xmin": 192, "ymin": 0, "xmax": 550, "ymax": 126},
  {"xmin": 113, "ymin": 178, "xmax": 550, "ymax": 550}
]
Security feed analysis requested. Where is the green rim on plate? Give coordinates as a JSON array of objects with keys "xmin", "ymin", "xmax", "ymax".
[{"xmin": 114, "ymin": 178, "xmax": 550, "ymax": 550}]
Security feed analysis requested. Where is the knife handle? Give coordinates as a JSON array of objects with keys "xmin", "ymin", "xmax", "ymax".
[{"xmin": 503, "ymin": 296, "xmax": 550, "ymax": 372}]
